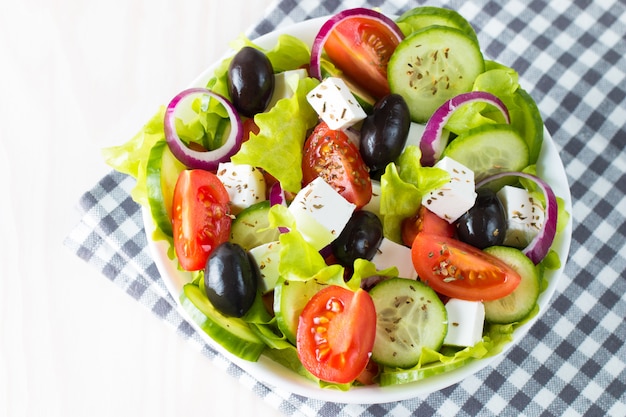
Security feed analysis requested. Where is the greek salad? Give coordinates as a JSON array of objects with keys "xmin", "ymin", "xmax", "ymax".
[{"xmin": 103, "ymin": 6, "xmax": 570, "ymax": 390}]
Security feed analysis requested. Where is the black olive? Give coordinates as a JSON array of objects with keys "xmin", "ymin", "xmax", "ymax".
[
  {"xmin": 456, "ymin": 188, "xmax": 507, "ymax": 249},
  {"xmin": 204, "ymin": 242, "xmax": 259, "ymax": 318},
  {"xmin": 331, "ymin": 210, "xmax": 384, "ymax": 267},
  {"xmin": 227, "ymin": 46, "xmax": 274, "ymax": 117},
  {"xmin": 359, "ymin": 94, "xmax": 411, "ymax": 172}
]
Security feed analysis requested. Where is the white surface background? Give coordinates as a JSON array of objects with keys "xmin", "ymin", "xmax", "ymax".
[{"xmin": 0, "ymin": 1, "xmax": 281, "ymax": 416}]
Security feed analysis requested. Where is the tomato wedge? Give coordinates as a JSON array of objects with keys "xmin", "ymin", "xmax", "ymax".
[
  {"xmin": 302, "ymin": 122, "xmax": 372, "ymax": 208},
  {"xmin": 324, "ymin": 16, "xmax": 401, "ymax": 99},
  {"xmin": 297, "ymin": 286, "xmax": 376, "ymax": 384},
  {"xmin": 401, "ymin": 205, "xmax": 456, "ymax": 246},
  {"xmin": 172, "ymin": 169, "xmax": 232, "ymax": 271},
  {"xmin": 411, "ymin": 233, "xmax": 521, "ymax": 301}
]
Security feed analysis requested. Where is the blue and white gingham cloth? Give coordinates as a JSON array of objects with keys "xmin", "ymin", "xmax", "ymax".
[{"xmin": 65, "ymin": 0, "xmax": 626, "ymax": 415}]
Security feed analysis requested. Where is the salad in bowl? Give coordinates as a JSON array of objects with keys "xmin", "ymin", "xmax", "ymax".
[{"xmin": 103, "ymin": 6, "xmax": 572, "ymax": 403}]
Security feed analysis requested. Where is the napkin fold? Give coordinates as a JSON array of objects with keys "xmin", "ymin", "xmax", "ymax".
[{"xmin": 65, "ymin": 0, "xmax": 626, "ymax": 416}]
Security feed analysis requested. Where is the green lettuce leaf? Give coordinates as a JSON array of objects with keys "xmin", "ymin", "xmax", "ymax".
[
  {"xmin": 230, "ymin": 76, "xmax": 320, "ymax": 193},
  {"xmin": 101, "ymin": 107, "xmax": 166, "ymax": 207},
  {"xmin": 277, "ymin": 229, "xmax": 330, "ymax": 282},
  {"xmin": 445, "ymin": 61, "xmax": 519, "ymax": 135},
  {"xmin": 379, "ymin": 146, "xmax": 450, "ymax": 243},
  {"xmin": 229, "ymin": 34, "xmax": 311, "ymax": 73}
]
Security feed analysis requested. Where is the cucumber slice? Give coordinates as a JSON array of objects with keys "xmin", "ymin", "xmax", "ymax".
[
  {"xmin": 388, "ymin": 26, "xmax": 485, "ymax": 123},
  {"xmin": 230, "ymin": 200, "xmax": 280, "ymax": 251},
  {"xmin": 273, "ymin": 277, "xmax": 326, "ymax": 344},
  {"xmin": 483, "ymin": 246, "xmax": 540, "ymax": 324},
  {"xmin": 511, "ymin": 88, "xmax": 544, "ymax": 165},
  {"xmin": 180, "ymin": 283, "xmax": 266, "ymax": 361},
  {"xmin": 146, "ymin": 140, "xmax": 185, "ymax": 236},
  {"xmin": 369, "ymin": 278, "xmax": 447, "ymax": 368},
  {"xmin": 442, "ymin": 123, "xmax": 529, "ymax": 182},
  {"xmin": 396, "ymin": 6, "xmax": 478, "ymax": 42}
]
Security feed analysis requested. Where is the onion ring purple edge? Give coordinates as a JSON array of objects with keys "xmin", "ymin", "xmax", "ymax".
[
  {"xmin": 269, "ymin": 182, "xmax": 290, "ymax": 234},
  {"xmin": 310, "ymin": 8, "xmax": 405, "ymax": 80},
  {"xmin": 164, "ymin": 87, "xmax": 243, "ymax": 171},
  {"xmin": 421, "ymin": 91, "xmax": 511, "ymax": 166},
  {"xmin": 476, "ymin": 171, "xmax": 558, "ymax": 265}
]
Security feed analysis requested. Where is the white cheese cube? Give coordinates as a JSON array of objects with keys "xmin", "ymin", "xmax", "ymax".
[
  {"xmin": 306, "ymin": 77, "xmax": 367, "ymax": 130},
  {"xmin": 421, "ymin": 157, "xmax": 477, "ymax": 223},
  {"xmin": 288, "ymin": 177, "xmax": 356, "ymax": 250},
  {"xmin": 443, "ymin": 298, "xmax": 485, "ymax": 347},
  {"xmin": 266, "ymin": 68, "xmax": 308, "ymax": 110},
  {"xmin": 371, "ymin": 238, "xmax": 417, "ymax": 279},
  {"xmin": 216, "ymin": 162, "xmax": 266, "ymax": 215},
  {"xmin": 497, "ymin": 185, "xmax": 545, "ymax": 248},
  {"xmin": 249, "ymin": 241, "xmax": 282, "ymax": 294}
]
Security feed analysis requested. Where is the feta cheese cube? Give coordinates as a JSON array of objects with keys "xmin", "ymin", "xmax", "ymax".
[
  {"xmin": 443, "ymin": 298, "xmax": 485, "ymax": 347},
  {"xmin": 306, "ymin": 77, "xmax": 367, "ymax": 130},
  {"xmin": 249, "ymin": 241, "xmax": 282, "ymax": 294},
  {"xmin": 371, "ymin": 238, "xmax": 417, "ymax": 279},
  {"xmin": 422, "ymin": 157, "xmax": 477, "ymax": 223},
  {"xmin": 288, "ymin": 177, "xmax": 356, "ymax": 250},
  {"xmin": 266, "ymin": 68, "xmax": 308, "ymax": 110},
  {"xmin": 216, "ymin": 162, "xmax": 266, "ymax": 214},
  {"xmin": 497, "ymin": 185, "xmax": 545, "ymax": 248}
]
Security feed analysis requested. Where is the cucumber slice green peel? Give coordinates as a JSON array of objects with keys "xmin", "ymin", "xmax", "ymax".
[
  {"xmin": 146, "ymin": 140, "xmax": 185, "ymax": 237},
  {"xmin": 442, "ymin": 123, "xmax": 529, "ymax": 183},
  {"xmin": 396, "ymin": 6, "xmax": 479, "ymax": 42},
  {"xmin": 230, "ymin": 200, "xmax": 280, "ymax": 251},
  {"xmin": 483, "ymin": 246, "xmax": 541, "ymax": 324},
  {"xmin": 388, "ymin": 25, "xmax": 485, "ymax": 123},
  {"xmin": 369, "ymin": 278, "xmax": 447, "ymax": 368},
  {"xmin": 180, "ymin": 282, "xmax": 266, "ymax": 362}
]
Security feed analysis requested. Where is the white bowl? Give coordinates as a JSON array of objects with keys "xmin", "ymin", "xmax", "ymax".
[{"xmin": 144, "ymin": 16, "xmax": 573, "ymax": 404}]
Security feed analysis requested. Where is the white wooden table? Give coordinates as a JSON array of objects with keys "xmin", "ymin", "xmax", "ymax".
[{"xmin": 1, "ymin": 1, "xmax": 279, "ymax": 416}]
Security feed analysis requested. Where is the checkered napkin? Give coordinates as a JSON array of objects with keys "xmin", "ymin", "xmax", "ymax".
[{"xmin": 65, "ymin": 0, "xmax": 626, "ymax": 415}]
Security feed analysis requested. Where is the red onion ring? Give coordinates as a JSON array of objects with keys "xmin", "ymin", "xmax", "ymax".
[
  {"xmin": 269, "ymin": 182, "xmax": 287, "ymax": 207},
  {"xmin": 310, "ymin": 8, "xmax": 404, "ymax": 81},
  {"xmin": 164, "ymin": 87, "xmax": 243, "ymax": 170},
  {"xmin": 269, "ymin": 182, "xmax": 290, "ymax": 234},
  {"xmin": 420, "ymin": 91, "xmax": 510, "ymax": 166},
  {"xmin": 476, "ymin": 171, "xmax": 558, "ymax": 265}
]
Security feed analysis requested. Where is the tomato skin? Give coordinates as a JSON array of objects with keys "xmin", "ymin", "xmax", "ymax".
[
  {"xmin": 401, "ymin": 205, "xmax": 456, "ymax": 247},
  {"xmin": 297, "ymin": 286, "xmax": 377, "ymax": 384},
  {"xmin": 242, "ymin": 117, "xmax": 260, "ymax": 142},
  {"xmin": 302, "ymin": 122, "xmax": 372, "ymax": 209},
  {"xmin": 411, "ymin": 234, "xmax": 521, "ymax": 301},
  {"xmin": 324, "ymin": 17, "xmax": 401, "ymax": 99},
  {"xmin": 172, "ymin": 169, "xmax": 232, "ymax": 271}
]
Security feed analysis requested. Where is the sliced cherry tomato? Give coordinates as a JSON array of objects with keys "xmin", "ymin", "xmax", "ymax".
[
  {"xmin": 302, "ymin": 122, "xmax": 372, "ymax": 208},
  {"xmin": 401, "ymin": 205, "xmax": 456, "ymax": 246},
  {"xmin": 172, "ymin": 169, "xmax": 231, "ymax": 271},
  {"xmin": 411, "ymin": 233, "xmax": 521, "ymax": 301},
  {"xmin": 324, "ymin": 17, "xmax": 401, "ymax": 99},
  {"xmin": 297, "ymin": 286, "xmax": 376, "ymax": 384}
]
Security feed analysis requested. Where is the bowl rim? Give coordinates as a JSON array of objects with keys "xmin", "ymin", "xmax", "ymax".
[{"xmin": 143, "ymin": 15, "xmax": 573, "ymax": 404}]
